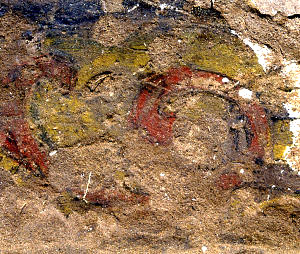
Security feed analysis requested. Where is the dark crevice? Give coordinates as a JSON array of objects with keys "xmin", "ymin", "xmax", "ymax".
[
  {"xmin": 0, "ymin": 3, "xmax": 8, "ymax": 17},
  {"xmin": 287, "ymin": 13, "xmax": 300, "ymax": 19},
  {"xmin": 248, "ymin": 6, "xmax": 273, "ymax": 20},
  {"xmin": 192, "ymin": 6, "xmax": 222, "ymax": 18},
  {"xmin": 86, "ymin": 71, "xmax": 113, "ymax": 92}
]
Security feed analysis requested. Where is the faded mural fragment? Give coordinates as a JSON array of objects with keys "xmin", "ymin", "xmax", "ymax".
[{"xmin": 0, "ymin": 0, "xmax": 299, "ymax": 253}]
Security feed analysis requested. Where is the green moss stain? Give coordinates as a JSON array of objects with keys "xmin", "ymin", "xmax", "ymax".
[
  {"xmin": 124, "ymin": 33, "xmax": 154, "ymax": 50},
  {"xmin": 169, "ymin": 94, "xmax": 228, "ymax": 120},
  {"xmin": 76, "ymin": 48, "xmax": 150, "ymax": 89},
  {"xmin": 187, "ymin": 95, "xmax": 227, "ymax": 120},
  {"xmin": 115, "ymin": 170, "xmax": 126, "ymax": 181},
  {"xmin": 44, "ymin": 36, "xmax": 104, "ymax": 65},
  {"xmin": 183, "ymin": 32, "xmax": 264, "ymax": 79},
  {"xmin": 30, "ymin": 80, "xmax": 100, "ymax": 147},
  {"xmin": 0, "ymin": 150, "xmax": 19, "ymax": 172},
  {"xmin": 272, "ymin": 120, "xmax": 293, "ymax": 160},
  {"xmin": 259, "ymin": 196, "xmax": 299, "ymax": 214},
  {"xmin": 57, "ymin": 191, "xmax": 90, "ymax": 217},
  {"xmin": 0, "ymin": 151, "xmax": 33, "ymax": 186}
]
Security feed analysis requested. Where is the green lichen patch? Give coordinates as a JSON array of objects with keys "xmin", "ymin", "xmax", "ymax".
[
  {"xmin": 43, "ymin": 36, "xmax": 104, "ymax": 66},
  {"xmin": 76, "ymin": 47, "xmax": 150, "ymax": 89},
  {"xmin": 272, "ymin": 120, "xmax": 294, "ymax": 160},
  {"xmin": 163, "ymin": 92, "xmax": 229, "ymax": 121},
  {"xmin": 182, "ymin": 94, "xmax": 228, "ymax": 120},
  {"xmin": 182, "ymin": 32, "xmax": 264, "ymax": 80},
  {"xmin": 29, "ymin": 80, "xmax": 101, "ymax": 147},
  {"xmin": 57, "ymin": 191, "xmax": 91, "ymax": 217},
  {"xmin": 124, "ymin": 33, "xmax": 155, "ymax": 50},
  {"xmin": 259, "ymin": 195, "xmax": 300, "ymax": 215},
  {"xmin": 0, "ymin": 150, "xmax": 19, "ymax": 173}
]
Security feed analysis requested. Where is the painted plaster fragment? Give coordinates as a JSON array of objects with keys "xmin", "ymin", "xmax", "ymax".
[
  {"xmin": 183, "ymin": 33, "xmax": 264, "ymax": 79},
  {"xmin": 131, "ymin": 66, "xmax": 271, "ymax": 162},
  {"xmin": 70, "ymin": 188, "xmax": 149, "ymax": 207},
  {"xmin": 242, "ymin": 102, "xmax": 270, "ymax": 159},
  {"xmin": 0, "ymin": 54, "xmax": 77, "ymax": 175},
  {"xmin": 131, "ymin": 66, "xmax": 223, "ymax": 144},
  {"xmin": 76, "ymin": 48, "xmax": 150, "ymax": 89},
  {"xmin": 218, "ymin": 173, "xmax": 242, "ymax": 190},
  {"xmin": 30, "ymin": 82, "xmax": 100, "ymax": 148}
]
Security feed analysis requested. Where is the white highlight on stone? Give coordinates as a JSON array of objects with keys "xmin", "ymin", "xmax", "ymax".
[
  {"xmin": 202, "ymin": 245, "xmax": 208, "ymax": 253},
  {"xmin": 230, "ymin": 30, "xmax": 238, "ymax": 35},
  {"xmin": 222, "ymin": 77, "xmax": 230, "ymax": 83},
  {"xmin": 160, "ymin": 172, "xmax": 165, "ymax": 177},
  {"xmin": 102, "ymin": 0, "xmax": 107, "ymax": 13},
  {"xmin": 282, "ymin": 60, "xmax": 300, "ymax": 89},
  {"xmin": 281, "ymin": 61, "xmax": 300, "ymax": 173},
  {"xmin": 284, "ymin": 102, "xmax": 300, "ymax": 119},
  {"xmin": 128, "ymin": 3, "xmax": 139, "ymax": 13},
  {"xmin": 160, "ymin": 3, "xmax": 174, "ymax": 11},
  {"xmin": 240, "ymin": 169, "xmax": 245, "ymax": 174},
  {"xmin": 239, "ymin": 88, "xmax": 253, "ymax": 99},
  {"xmin": 236, "ymin": 29, "xmax": 299, "ymax": 173},
  {"xmin": 49, "ymin": 150, "xmax": 57, "ymax": 156},
  {"xmin": 83, "ymin": 172, "xmax": 92, "ymax": 203}
]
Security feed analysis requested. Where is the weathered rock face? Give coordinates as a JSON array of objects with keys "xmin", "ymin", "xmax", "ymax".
[
  {"xmin": 249, "ymin": 0, "xmax": 300, "ymax": 17},
  {"xmin": 0, "ymin": 1, "xmax": 299, "ymax": 253}
]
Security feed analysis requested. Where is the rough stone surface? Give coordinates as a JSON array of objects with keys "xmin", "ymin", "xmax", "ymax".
[
  {"xmin": 0, "ymin": 1, "xmax": 299, "ymax": 253},
  {"xmin": 248, "ymin": 0, "xmax": 300, "ymax": 17}
]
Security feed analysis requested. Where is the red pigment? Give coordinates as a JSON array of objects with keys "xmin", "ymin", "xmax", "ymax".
[
  {"xmin": 243, "ymin": 102, "xmax": 269, "ymax": 158},
  {"xmin": 1, "ymin": 118, "xmax": 48, "ymax": 175},
  {"xmin": 218, "ymin": 173, "xmax": 242, "ymax": 190},
  {"xmin": 2, "ymin": 54, "xmax": 77, "ymax": 89},
  {"xmin": 131, "ymin": 66, "xmax": 226, "ymax": 144},
  {"xmin": 131, "ymin": 66, "xmax": 270, "ymax": 161},
  {"xmin": 72, "ymin": 188, "xmax": 149, "ymax": 207},
  {"xmin": 0, "ymin": 54, "xmax": 77, "ymax": 175}
]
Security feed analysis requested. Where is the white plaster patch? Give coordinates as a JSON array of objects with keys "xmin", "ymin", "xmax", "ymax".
[
  {"xmin": 237, "ymin": 32, "xmax": 300, "ymax": 172},
  {"xmin": 281, "ymin": 61, "xmax": 300, "ymax": 172},
  {"xmin": 230, "ymin": 30, "xmax": 275, "ymax": 72},
  {"xmin": 128, "ymin": 4, "xmax": 139, "ymax": 13},
  {"xmin": 230, "ymin": 29, "xmax": 238, "ymax": 35},
  {"xmin": 49, "ymin": 150, "xmax": 57, "ymax": 156},
  {"xmin": 160, "ymin": 3, "xmax": 174, "ymax": 11},
  {"xmin": 281, "ymin": 60, "xmax": 300, "ymax": 89},
  {"xmin": 242, "ymin": 38, "xmax": 273, "ymax": 72},
  {"xmin": 222, "ymin": 77, "xmax": 230, "ymax": 83},
  {"xmin": 283, "ymin": 118, "xmax": 300, "ymax": 171},
  {"xmin": 237, "ymin": 34, "xmax": 300, "ymax": 173},
  {"xmin": 239, "ymin": 88, "xmax": 253, "ymax": 99},
  {"xmin": 284, "ymin": 100, "xmax": 300, "ymax": 119}
]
